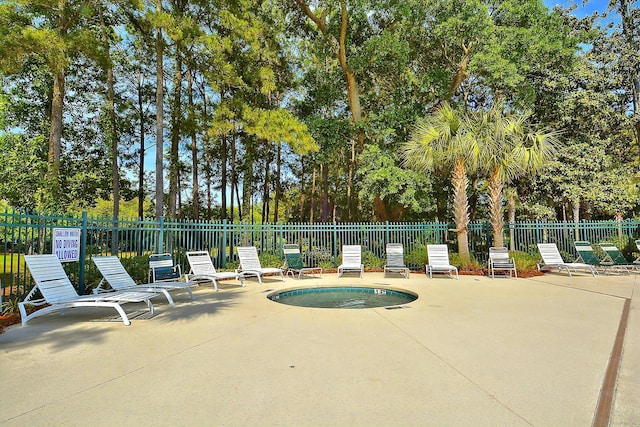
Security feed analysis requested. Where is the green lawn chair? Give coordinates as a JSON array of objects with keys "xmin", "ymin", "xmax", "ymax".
[
  {"xmin": 573, "ymin": 241, "xmax": 615, "ymax": 274},
  {"xmin": 283, "ymin": 244, "xmax": 322, "ymax": 279},
  {"xmin": 598, "ymin": 242, "xmax": 635, "ymax": 273}
]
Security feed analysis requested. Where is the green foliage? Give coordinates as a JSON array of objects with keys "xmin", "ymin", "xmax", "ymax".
[
  {"xmin": 510, "ymin": 250, "xmax": 540, "ymax": 272},
  {"xmin": 258, "ymin": 252, "xmax": 283, "ymax": 268},
  {"xmin": 120, "ymin": 255, "xmax": 151, "ymax": 284},
  {"xmin": 1, "ymin": 0, "xmax": 639, "ymax": 223},
  {"xmin": 361, "ymin": 250, "xmax": 384, "ymax": 270},
  {"xmin": 86, "ymin": 198, "xmax": 153, "ymax": 219},
  {"xmin": 0, "ymin": 134, "xmax": 47, "ymax": 209},
  {"xmin": 357, "ymin": 145, "xmax": 434, "ymax": 220},
  {"xmin": 405, "ymin": 245, "xmax": 427, "ymax": 269},
  {"xmin": 1, "ymin": 296, "xmax": 20, "ymax": 315},
  {"xmin": 243, "ymin": 106, "xmax": 319, "ymax": 155}
]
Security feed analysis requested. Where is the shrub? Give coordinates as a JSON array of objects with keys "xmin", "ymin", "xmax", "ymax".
[
  {"xmin": 1, "ymin": 296, "xmax": 20, "ymax": 315},
  {"xmin": 362, "ymin": 250, "xmax": 384, "ymax": 270},
  {"xmin": 511, "ymin": 250, "xmax": 539, "ymax": 271},
  {"xmin": 121, "ymin": 254, "xmax": 151, "ymax": 283},
  {"xmin": 405, "ymin": 245, "xmax": 427, "ymax": 270},
  {"xmin": 259, "ymin": 252, "xmax": 283, "ymax": 268}
]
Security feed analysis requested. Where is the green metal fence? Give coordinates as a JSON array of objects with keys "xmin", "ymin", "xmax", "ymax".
[{"xmin": 2, "ymin": 208, "xmax": 640, "ymax": 301}]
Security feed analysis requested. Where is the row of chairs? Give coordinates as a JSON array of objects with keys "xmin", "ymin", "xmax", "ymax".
[
  {"xmin": 18, "ymin": 247, "xmax": 279, "ymax": 328},
  {"xmin": 290, "ymin": 243, "xmax": 517, "ymax": 280},
  {"xmin": 538, "ymin": 241, "xmax": 640, "ymax": 276},
  {"xmin": 22, "ymin": 240, "xmax": 632, "ymax": 328}
]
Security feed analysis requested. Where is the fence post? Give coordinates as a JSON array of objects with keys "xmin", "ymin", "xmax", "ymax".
[
  {"xmin": 333, "ymin": 222, "xmax": 338, "ymax": 267},
  {"xmin": 221, "ymin": 219, "xmax": 227, "ymax": 268},
  {"xmin": 78, "ymin": 210, "xmax": 88, "ymax": 295},
  {"xmin": 385, "ymin": 221, "xmax": 390, "ymax": 246}
]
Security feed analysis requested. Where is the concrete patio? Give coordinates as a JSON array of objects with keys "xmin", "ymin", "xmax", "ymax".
[{"xmin": 1, "ymin": 271, "xmax": 638, "ymax": 426}]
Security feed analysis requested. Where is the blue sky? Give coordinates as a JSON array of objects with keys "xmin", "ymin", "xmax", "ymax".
[
  {"xmin": 543, "ymin": 0, "xmax": 620, "ymax": 26},
  {"xmin": 543, "ymin": 0, "xmax": 610, "ymax": 16}
]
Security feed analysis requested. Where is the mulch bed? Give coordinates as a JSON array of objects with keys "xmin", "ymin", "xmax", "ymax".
[{"xmin": 0, "ymin": 313, "xmax": 21, "ymax": 333}]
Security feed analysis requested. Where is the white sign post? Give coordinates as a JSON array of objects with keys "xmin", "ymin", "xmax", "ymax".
[{"xmin": 52, "ymin": 228, "xmax": 81, "ymax": 263}]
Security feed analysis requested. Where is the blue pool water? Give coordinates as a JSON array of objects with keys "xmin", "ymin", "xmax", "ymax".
[{"xmin": 268, "ymin": 286, "xmax": 418, "ymax": 309}]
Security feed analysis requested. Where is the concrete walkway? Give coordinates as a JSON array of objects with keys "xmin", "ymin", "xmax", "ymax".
[{"xmin": 1, "ymin": 272, "xmax": 638, "ymax": 426}]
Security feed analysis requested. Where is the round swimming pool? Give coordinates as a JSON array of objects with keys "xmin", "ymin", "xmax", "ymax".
[{"xmin": 267, "ymin": 286, "xmax": 418, "ymax": 309}]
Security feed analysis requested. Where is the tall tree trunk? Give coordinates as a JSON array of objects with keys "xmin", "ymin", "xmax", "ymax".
[
  {"xmin": 137, "ymin": 71, "xmax": 145, "ymax": 220},
  {"xmin": 187, "ymin": 67, "xmax": 199, "ymax": 219},
  {"xmin": 262, "ymin": 143, "xmax": 271, "ymax": 224},
  {"xmin": 299, "ymin": 157, "xmax": 306, "ymax": 221},
  {"xmin": 99, "ymin": 5, "xmax": 119, "ymax": 255},
  {"xmin": 155, "ymin": 0, "xmax": 164, "ymax": 220},
  {"xmin": 488, "ymin": 169, "xmax": 504, "ymax": 248},
  {"xmin": 572, "ymin": 199, "xmax": 580, "ymax": 241},
  {"xmin": 294, "ymin": 0, "xmax": 365, "ymax": 220},
  {"xmin": 168, "ymin": 43, "xmax": 182, "ymax": 220},
  {"xmin": 44, "ymin": 68, "xmax": 65, "ymax": 209},
  {"xmin": 242, "ymin": 143, "xmax": 252, "ymax": 223},
  {"xmin": 274, "ymin": 142, "xmax": 281, "ymax": 222},
  {"xmin": 220, "ymin": 134, "xmax": 228, "ymax": 220},
  {"xmin": 310, "ymin": 166, "xmax": 317, "ymax": 224},
  {"xmin": 448, "ymin": 42, "xmax": 472, "ymax": 99},
  {"xmin": 205, "ymin": 159, "xmax": 212, "ymax": 218},
  {"xmin": 230, "ymin": 134, "xmax": 236, "ymax": 221},
  {"xmin": 618, "ymin": 0, "xmax": 640, "ymax": 153},
  {"xmin": 452, "ymin": 159, "xmax": 470, "ymax": 264},
  {"xmin": 177, "ymin": 166, "xmax": 183, "ymax": 218},
  {"xmin": 243, "ymin": 167, "xmax": 252, "ymax": 224},
  {"xmin": 320, "ymin": 163, "xmax": 329, "ymax": 222}
]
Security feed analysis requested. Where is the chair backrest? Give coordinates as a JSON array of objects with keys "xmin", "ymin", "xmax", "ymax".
[
  {"xmin": 237, "ymin": 246, "xmax": 263, "ymax": 271},
  {"xmin": 341, "ymin": 245, "xmax": 362, "ymax": 266},
  {"xmin": 149, "ymin": 253, "xmax": 174, "ymax": 269},
  {"xmin": 149, "ymin": 253, "xmax": 180, "ymax": 281},
  {"xmin": 386, "ymin": 243, "xmax": 406, "ymax": 267},
  {"xmin": 93, "ymin": 256, "xmax": 138, "ymax": 290},
  {"xmin": 537, "ymin": 243, "xmax": 565, "ymax": 264},
  {"xmin": 427, "ymin": 244, "xmax": 451, "ymax": 267},
  {"xmin": 599, "ymin": 242, "xmax": 630, "ymax": 265},
  {"xmin": 489, "ymin": 247, "xmax": 511, "ymax": 262},
  {"xmin": 573, "ymin": 241, "xmax": 601, "ymax": 265},
  {"xmin": 24, "ymin": 255, "xmax": 80, "ymax": 303},
  {"xmin": 186, "ymin": 251, "xmax": 217, "ymax": 276},
  {"xmin": 282, "ymin": 244, "xmax": 304, "ymax": 269}
]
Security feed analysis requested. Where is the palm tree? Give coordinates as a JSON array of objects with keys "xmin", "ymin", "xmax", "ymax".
[
  {"xmin": 473, "ymin": 106, "xmax": 559, "ymax": 248},
  {"xmin": 402, "ymin": 103, "xmax": 480, "ymax": 265}
]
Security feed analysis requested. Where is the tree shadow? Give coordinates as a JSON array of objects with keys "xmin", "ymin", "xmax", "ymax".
[{"xmin": 0, "ymin": 283, "xmax": 245, "ymax": 351}]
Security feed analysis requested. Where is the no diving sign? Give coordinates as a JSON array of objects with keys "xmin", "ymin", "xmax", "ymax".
[{"xmin": 53, "ymin": 228, "xmax": 81, "ymax": 263}]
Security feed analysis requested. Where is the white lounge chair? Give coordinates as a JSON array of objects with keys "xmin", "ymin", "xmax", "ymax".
[
  {"xmin": 537, "ymin": 243, "xmax": 597, "ymax": 277},
  {"xmin": 425, "ymin": 244, "xmax": 458, "ymax": 279},
  {"xmin": 185, "ymin": 251, "xmax": 245, "ymax": 291},
  {"xmin": 383, "ymin": 243, "xmax": 409, "ymax": 278},
  {"xmin": 148, "ymin": 253, "xmax": 183, "ymax": 283},
  {"xmin": 236, "ymin": 246, "xmax": 285, "ymax": 284},
  {"xmin": 488, "ymin": 247, "xmax": 517, "ymax": 279},
  {"xmin": 93, "ymin": 256, "xmax": 198, "ymax": 306},
  {"xmin": 337, "ymin": 245, "xmax": 364, "ymax": 278},
  {"xmin": 20, "ymin": 254, "xmax": 159, "ymax": 327},
  {"xmin": 282, "ymin": 244, "xmax": 322, "ymax": 279},
  {"xmin": 634, "ymin": 239, "xmax": 640, "ymax": 266}
]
